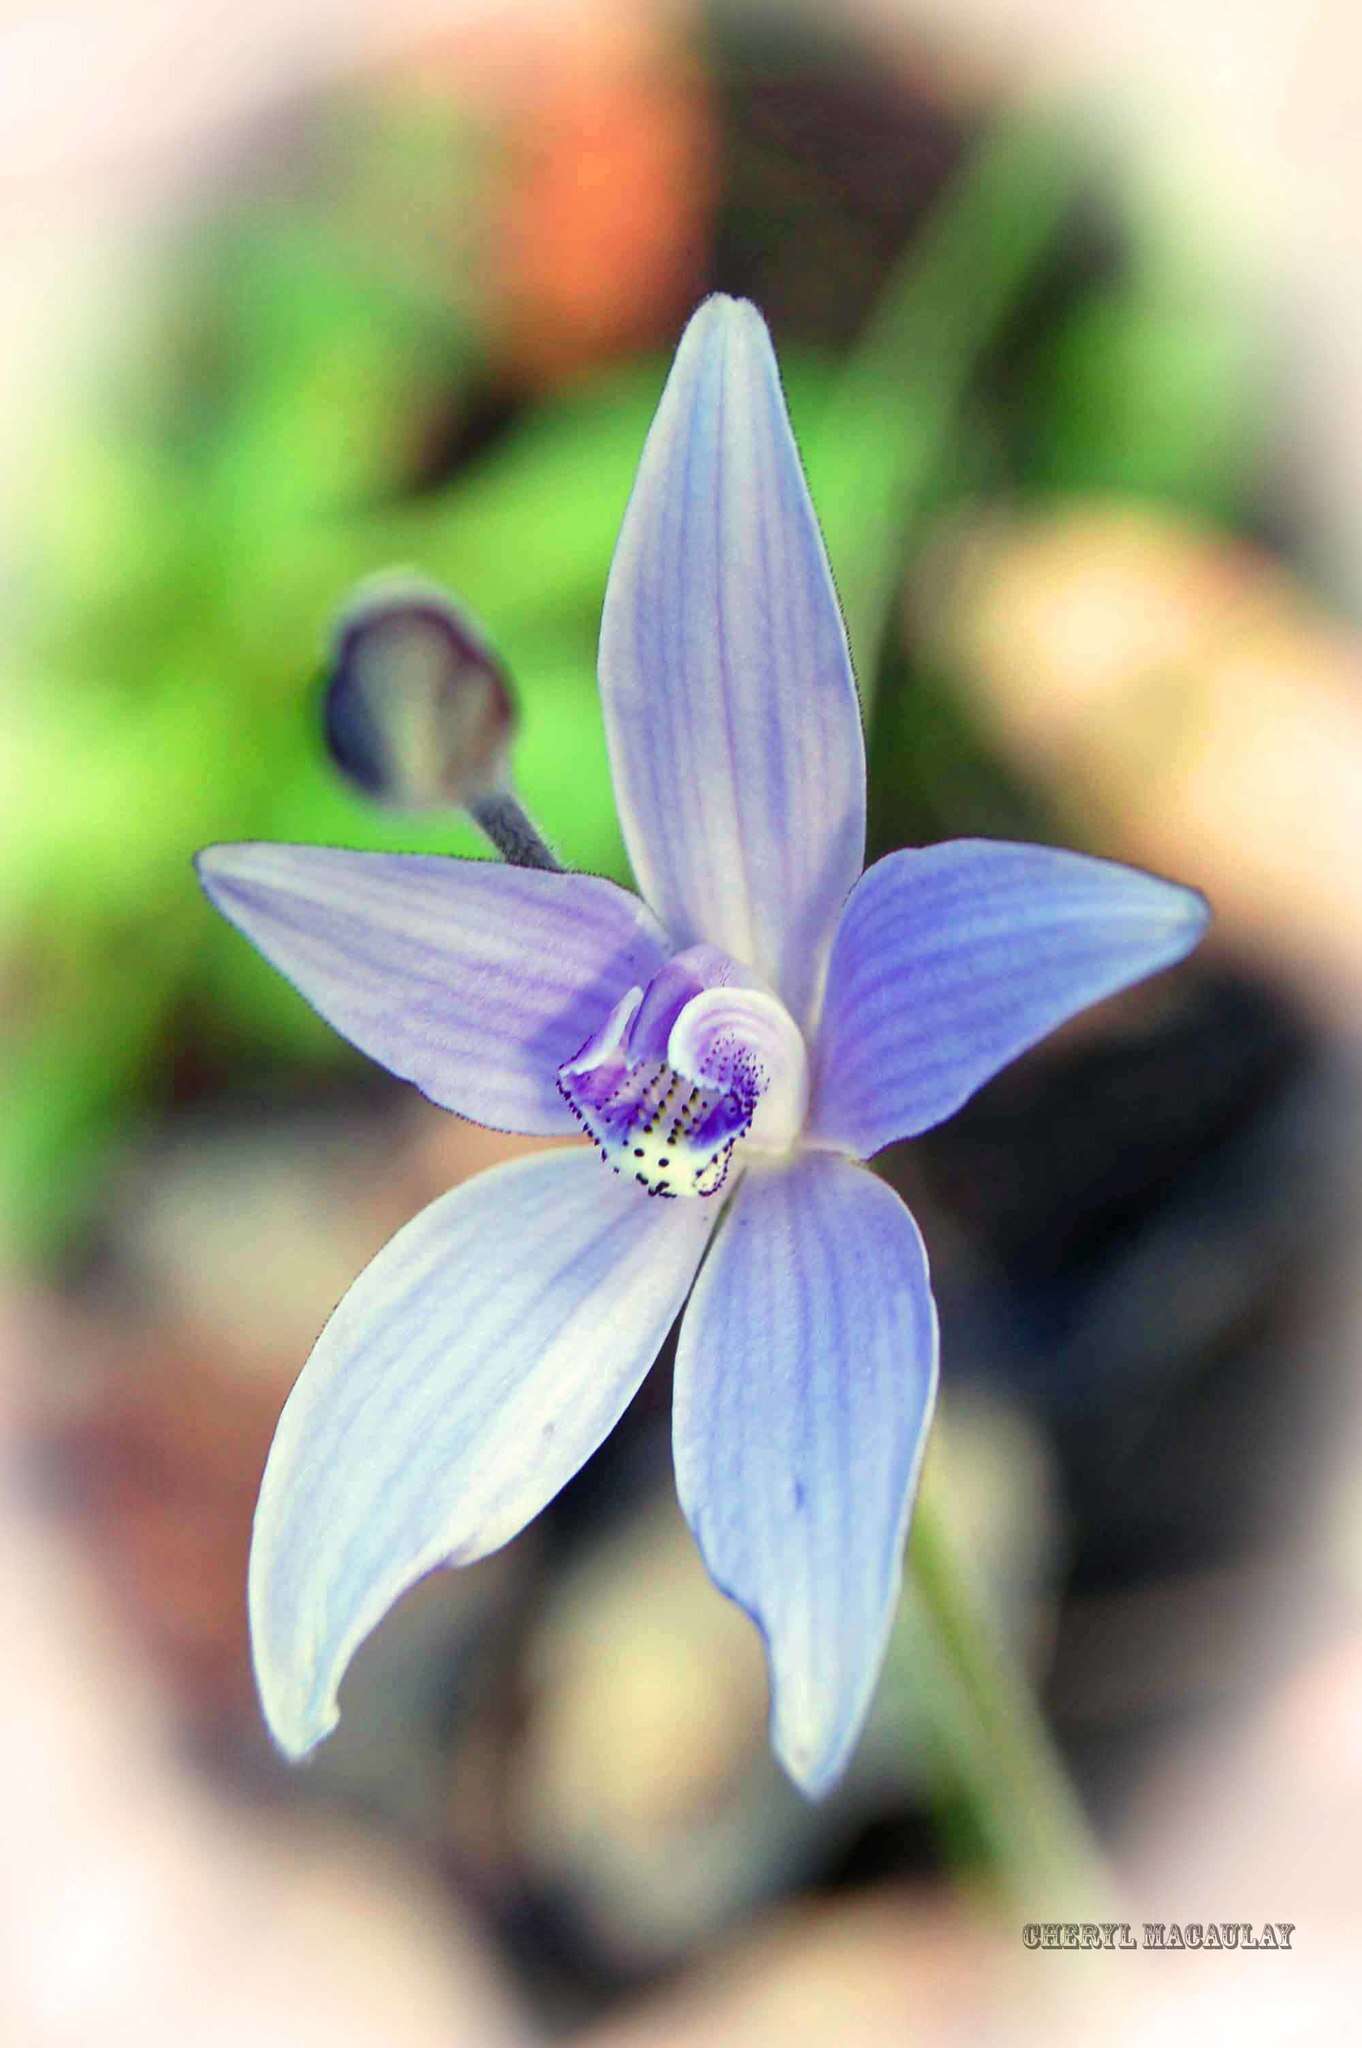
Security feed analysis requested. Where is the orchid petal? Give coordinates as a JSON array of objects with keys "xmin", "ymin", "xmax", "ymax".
[
  {"xmin": 598, "ymin": 295, "xmax": 865, "ymax": 1027},
  {"xmin": 252, "ymin": 1148, "xmax": 715, "ymax": 1757},
  {"xmin": 673, "ymin": 1154, "xmax": 937, "ymax": 1796},
  {"xmin": 809, "ymin": 840, "xmax": 1210, "ymax": 1157},
  {"xmin": 197, "ymin": 843, "xmax": 667, "ymax": 1135}
]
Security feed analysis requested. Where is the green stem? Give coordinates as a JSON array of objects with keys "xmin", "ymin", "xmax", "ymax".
[{"xmin": 908, "ymin": 1456, "xmax": 1116, "ymax": 1919}]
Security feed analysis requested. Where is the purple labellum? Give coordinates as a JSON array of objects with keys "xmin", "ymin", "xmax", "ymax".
[
  {"xmin": 560, "ymin": 1049, "xmax": 756, "ymax": 1199},
  {"xmin": 558, "ymin": 947, "xmax": 773, "ymax": 1198}
]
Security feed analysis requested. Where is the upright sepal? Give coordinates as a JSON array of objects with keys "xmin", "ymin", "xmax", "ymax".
[{"xmin": 598, "ymin": 295, "xmax": 866, "ymax": 1028}]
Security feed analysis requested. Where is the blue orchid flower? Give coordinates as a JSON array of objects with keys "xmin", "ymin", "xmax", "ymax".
[{"xmin": 197, "ymin": 296, "xmax": 1208, "ymax": 1796}]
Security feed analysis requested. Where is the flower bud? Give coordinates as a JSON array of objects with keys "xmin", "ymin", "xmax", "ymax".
[{"xmin": 323, "ymin": 577, "xmax": 515, "ymax": 808}]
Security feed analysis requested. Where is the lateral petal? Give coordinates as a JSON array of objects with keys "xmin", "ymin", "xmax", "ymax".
[
  {"xmin": 809, "ymin": 839, "xmax": 1210, "ymax": 1156},
  {"xmin": 197, "ymin": 843, "xmax": 668, "ymax": 1134}
]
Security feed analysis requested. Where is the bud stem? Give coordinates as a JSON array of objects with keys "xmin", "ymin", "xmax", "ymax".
[{"xmin": 467, "ymin": 791, "xmax": 563, "ymax": 872}]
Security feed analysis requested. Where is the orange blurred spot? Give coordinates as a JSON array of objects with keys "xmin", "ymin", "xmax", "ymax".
[{"xmin": 398, "ymin": 3, "xmax": 714, "ymax": 384}]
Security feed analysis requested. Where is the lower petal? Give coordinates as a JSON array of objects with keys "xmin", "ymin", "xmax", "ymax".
[
  {"xmin": 251, "ymin": 1148, "xmax": 716, "ymax": 1758},
  {"xmin": 672, "ymin": 1153, "xmax": 938, "ymax": 1797}
]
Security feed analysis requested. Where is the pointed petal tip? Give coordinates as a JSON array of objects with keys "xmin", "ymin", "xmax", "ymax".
[
  {"xmin": 262, "ymin": 1686, "xmax": 337, "ymax": 1765},
  {"xmin": 192, "ymin": 840, "xmax": 228, "ymax": 887},
  {"xmin": 775, "ymin": 1722, "xmax": 855, "ymax": 1803},
  {"xmin": 250, "ymin": 1536, "xmax": 343, "ymax": 1764},
  {"xmin": 1176, "ymin": 880, "xmax": 1212, "ymax": 942},
  {"xmin": 687, "ymin": 290, "xmax": 765, "ymax": 332},
  {"xmin": 676, "ymin": 293, "xmax": 776, "ymax": 375},
  {"xmin": 1121, "ymin": 867, "xmax": 1212, "ymax": 960},
  {"xmin": 193, "ymin": 840, "xmax": 267, "ymax": 904},
  {"xmin": 687, "ymin": 1557, "xmax": 856, "ymax": 1800},
  {"xmin": 193, "ymin": 840, "xmax": 325, "ymax": 929}
]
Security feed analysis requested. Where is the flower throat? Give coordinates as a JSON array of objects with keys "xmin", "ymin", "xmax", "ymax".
[{"xmin": 556, "ymin": 945, "xmax": 807, "ymax": 1200}]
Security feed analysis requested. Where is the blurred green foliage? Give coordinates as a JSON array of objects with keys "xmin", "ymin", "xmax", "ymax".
[{"xmin": 3, "ymin": 68, "xmax": 1269, "ymax": 1261}]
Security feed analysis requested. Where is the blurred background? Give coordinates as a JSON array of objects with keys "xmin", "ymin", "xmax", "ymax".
[{"xmin": 4, "ymin": 0, "xmax": 1362, "ymax": 2040}]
